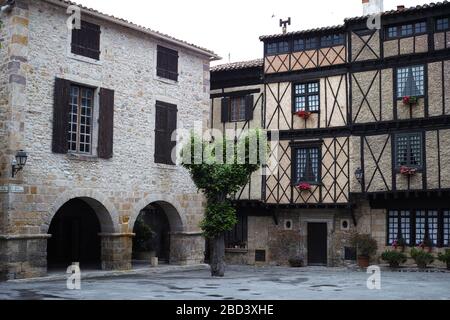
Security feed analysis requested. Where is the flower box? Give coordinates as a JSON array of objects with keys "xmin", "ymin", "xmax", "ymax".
[
  {"xmin": 295, "ymin": 110, "xmax": 312, "ymax": 120},
  {"xmin": 400, "ymin": 166, "xmax": 417, "ymax": 176},
  {"xmin": 402, "ymin": 96, "xmax": 418, "ymax": 107},
  {"xmin": 297, "ymin": 182, "xmax": 312, "ymax": 191}
]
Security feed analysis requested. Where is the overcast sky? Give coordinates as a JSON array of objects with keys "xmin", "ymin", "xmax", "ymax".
[{"xmin": 74, "ymin": 0, "xmax": 433, "ymax": 65}]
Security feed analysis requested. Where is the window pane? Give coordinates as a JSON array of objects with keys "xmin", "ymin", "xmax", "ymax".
[
  {"xmin": 293, "ymin": 39, "xmax": 305, "ymax": 51},
  {"xmin": 230, "ymin": 97, "xmax": 246, "ymax": 122},
  {"xmin": 267, "ymin": 43, "xmax": 277, "ymax": 55},
  {"xmin": 415, "ymin": 22, "xmax": 427, "ymax": 33},
  {"xmin": 396, "ymin": 135, "xmax": 409, "ymax": 166},
  {"xmin": 388, "ymin": 210, "xmax": 399, "ymax": 245},
  {"xmin": 308, "ymin": 82, "xmax": 319, "ymax": 93},
  {"xmin": 295, "ymin": 84, "xmax": 306, "ymax": 95},
  {"xmin": 409, "ymin": 134, "xmax": 422, "ymax": 166},
  {"xmin": 294, "ymin": 82, "xmax": 320, "ymax": 113},
  {"xmin": 415, "ymin": 210, "xmax": 426, "ymax": 245},
  {"xmin": 308, "ymin": 95, "xmax": 320, "ymax": 112},
  {"xmin": 396, "ymin": 133, "xmax": 422, "ymax": 167},
  {"xmin": 428, "ymin": 211, "xmax": 439, "ymax": 246},
  {"xmin": 295, "ymin": 147, "xmax": 320, "ymax": 183},
  {"xmin": 437, "ymin": 18, "xmax": 449, "ymax": 31},
  {"xmin": 305, "ymin": 37, "xmax": 318, "ymax": 49},
  {"xmin": 320, "ymin": 35, "xmax": 332, "ymax": 47},
  {"xmin": 400, "ymin": 211, "xmax": 411, "ymax": 245},
  {"xmin": 401, "ymin": 24, "xmax": 413, "ymax": 36},
  {"xmin": 397, "ymin": 66, "xmax": 424, "ymax": 97},
  {"xmin": 388, "ymin": 27, "xmax": 398, "ymax": 38},
  {"xmin": 295, "ymin": 96, "xmax": 306, "ymax": 112},
  {"xmin": 444, "ymin": 210, "xmax": 450, "ymax": 246},
  {"xmin": 278, "ymin": 41, "xmax": 290, "ymax": 54}
]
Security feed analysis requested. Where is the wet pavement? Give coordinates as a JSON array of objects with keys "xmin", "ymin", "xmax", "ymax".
[{"xmin": 0, "ymin": 265, "xmax": 449, "ymax": 300}]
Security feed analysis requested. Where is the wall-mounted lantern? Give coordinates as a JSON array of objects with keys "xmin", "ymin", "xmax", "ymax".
[{"xmin": 11, "ymin": 150, "xmax": 28, "ymax": 178}]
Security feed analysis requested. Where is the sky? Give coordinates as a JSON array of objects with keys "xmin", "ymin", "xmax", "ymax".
[{"xmin": 73, "ymin": 0, "xmax": 434, "ymax": 65}]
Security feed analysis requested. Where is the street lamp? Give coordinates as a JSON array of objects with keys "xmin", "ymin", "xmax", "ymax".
[
  {"xmin": 355, "ymin": 168, "xmax": 363, "ymax": 185},
  {"xmin": 12, "ymin": 150, "xmax": 28, "ymax": 178}
]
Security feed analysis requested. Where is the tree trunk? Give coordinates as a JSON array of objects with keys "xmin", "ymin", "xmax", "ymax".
[{"xmin": 210, "ymin": 233, "xmax": 225, "ymax": 277}]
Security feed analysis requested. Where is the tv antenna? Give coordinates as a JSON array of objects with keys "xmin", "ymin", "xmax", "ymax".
[{"xmin": 280, "ymin": 17, "xmax": 291, "ymax": 34}]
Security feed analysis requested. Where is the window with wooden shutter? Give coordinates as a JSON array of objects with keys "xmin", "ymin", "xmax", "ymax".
[
  {"xmin": 155, "ymin": 101, "xmax": 177, "ymax": 165},
  {"xmin": 221, "ymin": 97, "xmax": 230, "ymax": 123},
  {"xmin": 98, "ymin": 88, "xmax": 115, "ymax": 159},
  {"xmin": 221, "ymin": 95, "xmax": 254, "ymax": 123},
  {"xmin": 52, "ymin": 78, "xmax": 71, "ymax": 154},
  {"xmin": 71, "ymin": 20, "xmax": 101, "ymax": 60},
  {"xmin": 157, "ymin": 46, "xmax": 179, "ymax": 81}
]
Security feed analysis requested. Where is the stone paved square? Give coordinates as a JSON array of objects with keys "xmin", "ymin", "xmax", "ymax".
[{"xmin": 0, "ymin": 266, "xmax": 449, "ymax": 300}]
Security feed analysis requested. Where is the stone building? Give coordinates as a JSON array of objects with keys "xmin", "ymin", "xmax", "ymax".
[
  {"xmin": 211, "ymin": 0, "xmax": 450, "ymax": 267},
  {"xmin": 0, "ymin": 0, "xmax": 219, "ymax": 280}
]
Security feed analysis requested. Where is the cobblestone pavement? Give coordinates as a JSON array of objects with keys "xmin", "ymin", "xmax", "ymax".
[{"xmin": 1, "ymin": 265, "xmax": 449, "ymax": 300}]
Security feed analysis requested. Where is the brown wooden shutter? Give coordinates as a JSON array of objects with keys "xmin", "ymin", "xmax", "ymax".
[
  {"xmin": 154, "ymin": 102, "xmax": 168, "ymax": 164},
  {"xmin": 155, "ymin": 101, "xmax": 177, "ymax": 165},
  {"xmin": 98, "ymin": 88, "xmax": 114, "ymax": 159},
  {"xmin": 245, "ymin": 95, "xmax": 254, "ymax": 121},
  {"xmin": 71, "ymin": 21, "xmax": 101, "ymax": 60},
  {"xmin": 157, "ymin": 46, "xmax": 178, "ymax": 81},
  {"xmin": 221, "ymin": 97, "xmax": 230, "ymax": 123},
  {"xmin": 52, "ymin": 78, "xmax": 71, "ymax": 154}
]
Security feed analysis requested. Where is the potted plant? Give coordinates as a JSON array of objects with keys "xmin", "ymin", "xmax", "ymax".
[
  {"xmin": 297, "ymin": 182, "xmax": 312, "ymax": 191},
  {"xmin": 392, "ymin": 237, "xmax": 407, "ymax": 252},
  {"xmin": 438, "ymin": 250, "xmax": 450, "ymax": 270},
  {"xmin": 402, "ymin": 96, "xmax": 418, "ymax": 107},
  {"xmin": 351, "ymin": 233, "xmax": 378, "ymax": 268},
  {"xmin": 381, "ymin": 250, "xmax": 407, "ymax": 268},
  {"xmin": 410, "ymin": 247, "xmax": 434, "ymax": 269},
  {"xmin": 132, "ymin": 217, "xmax": 157, "ymax": 260},
  {"xmin": 295, "ymin": 110, "xmax": 312, "ymax": 120}
]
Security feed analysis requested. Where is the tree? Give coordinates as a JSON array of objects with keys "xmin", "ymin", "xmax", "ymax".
[{"xmin": 181, "ymin": 129, "xmax": 265, "ymax": 277}]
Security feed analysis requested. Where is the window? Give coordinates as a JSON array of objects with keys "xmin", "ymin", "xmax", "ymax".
[
  {"xmin": 386, "ymin": 21, "xmax": 427, "ymax": 39},
  {"xmin": 388, "ymin": 209, "xmax": 450, "ymax": 247},
  {"xmin": 266, "ymin": 41, "xmax": 289, "ymax": 55},
  {"xmin": 292, "ymin": 34, "xmax": 344, "ymax": 52},
  {"xmin": 416, "ymin": 211, "xmax": 439, "ymax": 246},
  {"xmin": 68, "ymin": 85, "xmax": 94, "ymax": 154},
  {"xmin": 320, "ymin": 34, "xmax": 345, "ymax": 47},
  {"xmin": 395, "ymin": 133, "xmax": 422, "ymax": 169},
  {"xmin": 294, "ymin": 82, "xmax": 320, "ymax": 112},
  {"xmin": 225, "ymin": 214, "xmax": 248, "ymax": 249},
  {"xmin": 397, "ymin": 65, "xmax": 425, "ymax": 98},
  {"xmin": 293, "ymin": 146, "xmax": 320, "ymax": 184},
  {"xmin": 157, "ymin": 45, "xmax": 178, "ymax": 81},
  {"xmin": 71, "ymin": 20, "xmax": 101, "ymax": 60},
  {"xmin": 444, "ymin": 211, "xmax": 450, "ymax": 246},
  {"xmin": 388, "ymin": 210, "xmax": 411, "ymax": 245},
  {"xmin": 436, "ymin": 17, "xmax": 449, "ymax": 31},
  {"xmin": 221, "ymin": 95, "xmax": 253, "ymax": 123},
  {"xmin": 154, "ymin": 101, "xmax": 177, "ymax": 165},
  {"xmin": 293, "ymin": 39, "xmax": 305, "ymax": 51},
  {"xmin": 230, "ymin": 97, "xmax": 247, "ymax": 122},
  {"xmin": 305, "ymin": 37, "xmax": 318, "ymax": 50}
]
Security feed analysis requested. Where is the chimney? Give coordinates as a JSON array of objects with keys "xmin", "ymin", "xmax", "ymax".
[
  {"xmin": 397, "ymin": 5, "xmax": 405, "ymax": 11},
  {"xmin": 362, "ymin": 0, "xmax": 384, "ymax": 15}
]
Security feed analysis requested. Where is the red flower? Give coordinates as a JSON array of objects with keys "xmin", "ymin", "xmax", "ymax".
[
  {"xmin": 295, "ymin": 110, "xmax": 312, "ymax": 119},
  {"xmin": 402, "ymin": 96, "xmax": 418, "ymax": 106},
  {"xmin": 392, "ymin": 240, "xmax": 398, "ymax": 249},
  {"xmin": 400, "ymin": 166, "xmax": 417, "ymax": 176},
  {"xmin": 402, "ymin": 96, "xmax": 410, "ymax": 105},
  {"xmin": 297, "ymin": 182, "xmax": 312, "ymax": 191}
]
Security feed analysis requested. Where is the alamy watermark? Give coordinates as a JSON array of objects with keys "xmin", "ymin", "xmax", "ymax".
[
  {"xmin": 366, "ymin": 265, "xmax": 381, "ymax": 290},
  {"xmin": 66, "ymin": 262, "xmax": 81, "ymax": 290}
]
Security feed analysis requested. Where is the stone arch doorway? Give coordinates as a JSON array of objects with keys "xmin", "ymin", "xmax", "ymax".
[
  {"xmin": 132, "ymin": 201, "xmax": 183, "ymax": 265},
  {"xmin": 47, "ymin": 197, "xmax": 114, "ymax": 270}
]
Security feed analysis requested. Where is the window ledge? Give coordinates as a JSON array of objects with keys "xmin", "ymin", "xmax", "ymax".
[
  {"xmin": 66, "ymin": 153, "xmax": 99, "ymax": 162},
  {"xmin": 225, "ymin": 248, "xmax": 248, "ymax": 254},
  {"xmin": 155, "ymin": 75, "xmax": 179, "ymax": 86},
  {"xmin": 67, "ymin": 52, "xmax": 102, "ymax": 66}
]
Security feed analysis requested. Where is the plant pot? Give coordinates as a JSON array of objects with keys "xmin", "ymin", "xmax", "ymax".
[
  {"xmin": 357, "ymin": 255, "xmax": 370, "ymax": 268},
  {"xmin": 389, "ymin": 262, "xmax": 400, "ymax": 268}
]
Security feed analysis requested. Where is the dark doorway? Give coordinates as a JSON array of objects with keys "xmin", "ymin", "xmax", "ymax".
[
  {"xmin": 133, "ymin": 204, "xmax": 171, "ymax": 263},
  {"xmin": 307, "ymin": 223, "xmax": 328, "ymax": 266},
  {"xmin": 47, "ymin": 199, "xmax": 101, "ymax": 269}
]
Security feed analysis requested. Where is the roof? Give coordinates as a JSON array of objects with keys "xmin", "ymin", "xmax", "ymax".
[
  {"xmin": 41, "ymin": 0, "xmax": 220, "ymax": 60},
  {"xmin": 211, "ymin": 59, "xmax": 264, "ymax": 72},
  {"xmin": 345, "ymin": 0, "xmax": 450, "ymax": 22},
  {"xmin": 259, "ymin": 25, "xmax": 345, "ymax": 41},
  {"xmin": 260, "ymin": 1, "xmax": 450, "ymax": 41}
]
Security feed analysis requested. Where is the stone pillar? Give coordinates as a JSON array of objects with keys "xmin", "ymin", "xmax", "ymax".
[
  {"xmin": 170, "ymin": 232, "xmax": 205, "ymax": 265},
  {"xmin": 99, "ymin": 233, "xmax": 134, "ymax": 271},
  {"xmin": 0, "ymin": 234, "xmax": 50, "ymax": 280}
]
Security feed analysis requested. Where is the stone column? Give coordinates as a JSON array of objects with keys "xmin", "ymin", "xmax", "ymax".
[
  {"xmin": 99, "ymin": 233, "xmax": 134, "ymax": 271},
  {"xmin": 169, "ymin": 232, "xmax": 205, "ymax": 265},
  {"xmin": 0, "ymin": 234, "xmax": 50, "ymax": 280}
]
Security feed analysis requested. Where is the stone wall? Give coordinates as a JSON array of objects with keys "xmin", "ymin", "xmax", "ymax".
[{"xmin": 0, "ymin": 0, "xmax": 211, "ymax": 279}]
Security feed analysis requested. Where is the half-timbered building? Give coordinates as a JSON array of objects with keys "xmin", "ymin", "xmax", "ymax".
[{"xmin": 210, "ymin": 0, "xmax": 450, "ymax": 266}]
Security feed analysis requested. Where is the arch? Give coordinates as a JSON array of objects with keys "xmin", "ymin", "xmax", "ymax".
[
  {"xmin": 44, "ymin": 189, "xmax": 118, "ymax": 234},
  {"xmin": 131, "ymin": 194, "xmax": 186, "ymax": 233}
]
